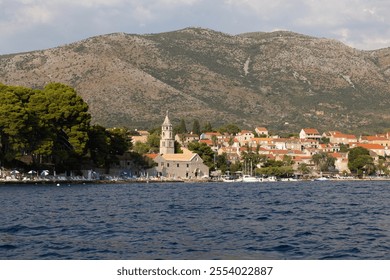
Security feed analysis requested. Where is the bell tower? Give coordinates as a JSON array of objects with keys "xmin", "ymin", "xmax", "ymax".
[{"xmin": 160, "ymin": 111, "xmax": 175, "ymax": 154}]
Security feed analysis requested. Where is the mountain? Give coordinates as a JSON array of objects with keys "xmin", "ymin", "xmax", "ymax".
[{"xmin": 1, "ymin": 27, "xmax": 390, "ymax": 133}]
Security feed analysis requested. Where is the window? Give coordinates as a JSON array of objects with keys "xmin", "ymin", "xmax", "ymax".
[
  {"xmin": 167, "ymin": 163, "xmax": 170, "ymax": 167},
  {"xmin": 177, "ymin": 163, "xmax": 180, "ymax": 168},
  {"xmin": 187, "ymin": 164, "xmax": 189, "ymax": 168}
]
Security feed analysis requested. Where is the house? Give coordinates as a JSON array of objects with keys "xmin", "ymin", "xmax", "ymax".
[
  {"xmin": 325, "ymin": 131, "xmax": 357, "ymax": 144},
  {"xmin": 200, "ymin": 132, "xmax": 222, "ymax": 140},
  {"xmin": 235, "ymin": 130, "xmax": 255, "ymax": 145},
  {"xmin": 131, "ymin": 130, "xmax": 150, "ymax": 144},
  {"xmin": 255, "ymin": 127, "xmax": 269, "ymax": 137},
  {"xmin": 299, "ymin": 128, "xmax": 321, "ymax": 140},
  {"xmin": 218, "ymin": 146, "xmax": 240, "ymax": 164},
  {"xmin": 250, "ymin": 138, "xmax": 275, "ymax": 149},
  {"xmin": 300, "ymin": 139, "xmax": 319, "ymax": 150},
  {"xmin": 329, "ymin": 152, "xmax": 350, "ymax": 173},
  {"xmin": 353, "ymin": 143, "xmax": 389, "ymax": 157},
  {"xmin": 175, "ymin": 133, "xmax": 199, "ymax": 147},
  {"xmin": 360, "ymin": 136, "xmax": 390, "ymax": 147},
  {"xmin": 271, "ymin": 138, "xmax": 290, "ymax": 150}
]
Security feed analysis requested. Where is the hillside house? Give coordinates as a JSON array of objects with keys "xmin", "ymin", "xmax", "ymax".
[
  {"xmin": 360, "ymin": 136, "xmax": 390, "ymax": 147},
  {"xmin": 218, "ymin": 146, "xmax": 240, "ymax": 164},
  {"xmin": 300, "ymin": 139, "xmax": 319, "ymax": 150},
  {"xmin": 300, "ymin": 128, "xmax": 321, "ymax": 140},
  {"xmin": 255, "ymin": 127, "xmax": 269, "ymax": 137},
  {"xmin": 175, "ymin": 133, "xmax": 199, "ymax": 147},
  {"xmin": 200, "ymin": 132, "xmax": 222, "ymax": 140},
  {"xmin": 324, "ymin": 131, "xmax": 357, "ymax": 145},
  {"xmin": 250, "ymin": 138, "xmax": 275, "ymax": 149},
  {"xmin": 131, "ymin": 130, "xmax": 150, "ymax": 144},
  {"xmin": 353, "ymin": 143, "xmax": 389, "ymax": 157},
  {"xmin": 235, "ymin": 130, "xmax": 255, "ymax": 145}
]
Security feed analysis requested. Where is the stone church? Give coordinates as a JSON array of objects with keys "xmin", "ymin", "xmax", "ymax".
[{"xmin": 150, "ymin": 112, "xmax": 209, "ymax": 179}]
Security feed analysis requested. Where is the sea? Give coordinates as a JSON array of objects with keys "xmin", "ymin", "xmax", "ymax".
[{"xmin": 0, "ymin": 180, "xmax": 389, "ymax": 260}]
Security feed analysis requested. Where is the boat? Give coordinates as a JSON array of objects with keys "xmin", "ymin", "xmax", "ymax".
[
  {"xmin": 314, "ymin": 177, "xmax": 328, "ymax": 181},
  {"xmin": 242, "ymin": 175, "xmax": 260, "ymax": 182},
  {"xmin": 222, "ymin": 176, "xmax": 236, "ymax": 183}
]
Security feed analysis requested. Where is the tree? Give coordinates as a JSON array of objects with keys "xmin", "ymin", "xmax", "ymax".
[
  {"xmin": 257, "ymin": 156, "xmax": 295, "ymax": 178},
  {"xmin": 312, "ymin": 152, "xmax": 335, "ymax": 172},
  {"xmin": 177, "ymin": 119, "xmax": 187, "ymax": 134},
  {"xmin": 339, "ymin": 143, "xmax": 350, "ymax": 153},
  {"xmin": 218, "ymin": 123, "xmax": 240, "ymax": 135},
  {"xmin": 192, "ymin": 119, "xmax": 201, "ymax": 135},
  {"xmin": 87, "ymin": 126, "xmax": 131, "ymax": 173},
  {"xmin": 297, "ymin": 163, "xmax": 311, "ymax": 175},
  {"xmin": 203, "ymin": 122, "xmax": 213, "ymax": 132},
  {"xmin": 0, "ymin": 84, "xmax": 35, "ymax": 165},
  {"xmin": 187, "ymin": 142, "xmax": 215, "ymax": 169},
  {"xmin": 215, "ymin": 153, "xmax": 229, "ymax": 174},
  {"xmin": 146, "ymin": 132, "xmax": 160, "ymax": 153},
  {"xmin": 133, "ymin": 141, "xmax": 150, "ymax": 155},
  {"xmin": 28, "ymin": 83, "xmax": 91, "ymax": 171},
  {"xmin": 348, "ymin": 147, "xmax": 374, "ymax": 176},
  {"xmin": 376, "ymin": 158, "xmax": 389, "ymax": 176}
]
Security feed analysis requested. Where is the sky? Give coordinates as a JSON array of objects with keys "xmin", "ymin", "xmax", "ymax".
[{"xmin": 1, "ymin": 0, "xmax": 390, "ymax": 54}]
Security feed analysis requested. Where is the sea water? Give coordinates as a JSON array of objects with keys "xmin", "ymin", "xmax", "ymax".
[{"xmin": 0, "ymin": 181, "xmax": 389, "ymax": 259}]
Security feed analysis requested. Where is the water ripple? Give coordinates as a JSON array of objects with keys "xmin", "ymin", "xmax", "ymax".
[{"xmin": 0, "ymin": 181, "xmax": 390, "ymax": 259}]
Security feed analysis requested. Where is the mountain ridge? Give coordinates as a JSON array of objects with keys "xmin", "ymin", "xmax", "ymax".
[{"xmin": 1, "ymin": 28, "xmax": 390, "ymax": 133}]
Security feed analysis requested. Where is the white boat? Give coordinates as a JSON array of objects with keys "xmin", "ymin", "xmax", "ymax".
[
  {"xmin": 314, "ymin": 177, "xmax": 328, "ymax": 181},
  {"xmin": 266, "ymin": 176, "xmax": 278, "ymax": 182},
  {"xmin": 242, "ymin": 175, "xmax": 260, "ymax": 182},
  {"xmin": 222, "ymin": 176, "xmax": 236, "ymax": 183}
]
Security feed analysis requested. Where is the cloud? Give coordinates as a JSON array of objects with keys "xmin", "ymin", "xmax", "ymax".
[
  {"xmin": 1, "ymin": 0, "xmax": 390, "ymax": 54},
  {"xmin": 223, "ymin": 0, "xmax": 390, "ymax": 49}
]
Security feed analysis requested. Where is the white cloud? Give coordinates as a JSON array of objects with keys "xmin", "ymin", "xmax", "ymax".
[
  {"xmin": 1, "ymin": 0, "xmax": 390, "ymax": 53},
  {"xmin": 20, "ymin": 4, "xmax": 53, "ymax": 24}
]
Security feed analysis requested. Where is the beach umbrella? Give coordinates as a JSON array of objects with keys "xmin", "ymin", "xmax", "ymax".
[
  {"xmin": 28, "ymin": 170, "xmax": 37, "ymax": 175},
  {"xmin": 10, "ymin": 170, "xmax": 20, "ymax": 175},
  {"xmin": 41, "ymin": 170, "xmax": 49, "ymax": 176}
]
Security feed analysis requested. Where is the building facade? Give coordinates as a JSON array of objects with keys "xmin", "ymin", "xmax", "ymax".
[
  {"xmin": 149, "ymin": 111, "xmax": 209, "ymax": 179},
  {"xmin": 153, "ymin": 149, "xmax": 209, "ymax": 179}
]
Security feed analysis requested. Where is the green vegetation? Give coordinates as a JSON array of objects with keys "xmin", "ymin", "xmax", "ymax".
[
  {"xmin": 256, "ymin": 156, "xmax": 295, "ymax": 178},
  {"xmin": 312, "ymin": 152, "xmax": 336, "ymax": 172},
  {"xmin": 0, "ymin": 83, "xmax": 131, "ymax": 173},
  {"xmin": 187, "ymin": 142, "xmax": 215, "ymax": 169},
  {"xmin": 348, "ymin": 147, "xmax": 375, "ymax": 176}
]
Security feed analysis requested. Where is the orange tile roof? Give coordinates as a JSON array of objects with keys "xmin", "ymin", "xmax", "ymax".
[
  {"xmin": 303, "ymin": 128, "xmax": 320, "ymax": 134},
  {"xmin": 199, "ymin": 139, "xmax": 213, "ymax": 145},
  {"xmin": 333, "ymin": 133, "xmax": 357, "ymax": 139},
  {"xmin": 361, "ymin": 136, "xmax": 387, "ymax": 141},
  {"xmin": 357, "ymin": 143, "xmax": 385, "ymax": 150},
  {"xmin": 145, "ymin": 153, "xmax": 158, "ymax": 159}
]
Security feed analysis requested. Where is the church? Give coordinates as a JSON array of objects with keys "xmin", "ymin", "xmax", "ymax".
[{"xmin": 150, "ymin": 112, "xmax": 209, "ymax": 179}]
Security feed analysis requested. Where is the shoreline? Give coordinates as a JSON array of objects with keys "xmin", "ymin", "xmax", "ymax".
[{"xmin": 1, "ymin": 176, "xmax": 390, "ymax": 185}]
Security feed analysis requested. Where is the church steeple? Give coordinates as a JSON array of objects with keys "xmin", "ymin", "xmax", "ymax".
[
  {"xmin": 160, "ymin": 111, "xmax": 175, "ymax": 154},
  {"xmin": 163, "ymin": 110, "xmax": 171, "ymax": 126}
]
